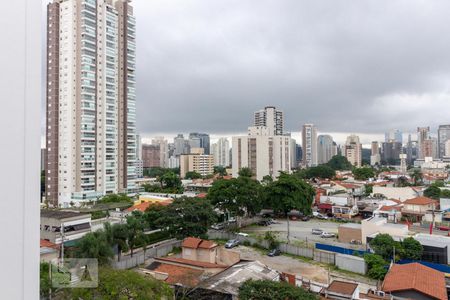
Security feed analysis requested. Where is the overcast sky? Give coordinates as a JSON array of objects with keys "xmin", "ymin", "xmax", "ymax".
[{"xmin": 43, "ymin": 0, "xmax": 450, "ymax": 146}]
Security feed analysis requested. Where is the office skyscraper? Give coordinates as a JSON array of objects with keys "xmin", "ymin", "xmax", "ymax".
[
  {"xmin": 385, "ymin": 129, "xmax": 403, "ymax": 143},
  {"xmin": 302, "ymin": 124, "xmax": 318, "ymax": 167},
  {"xmin": 189, "ymin": 133, "xmax": 210, "ymax": 155},
  {"xmin": 438, "ymin": 125, "xmax": 450, "ymax": 158},
  {"xmin": 254, "ymin": 106, "xmax": 284, "ymax": 136},
  {"xmin": 45, "ymin": 0, "xmax": 137, "ymax": 207},
  {"xmin": 417, "ymin": 127, "xmax": 430, "ymax": 159}
]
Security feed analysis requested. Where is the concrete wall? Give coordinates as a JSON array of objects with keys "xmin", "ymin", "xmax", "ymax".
[
  {"xmin": 335, "ymin": 254, "xmax": 367, "ymax": 275},
  {"xmin": 217, "ymin": 248, "xmax": 241, "ymax": 266},
  {"xmin": 314, "ymin": 250, "xmax": 335, "ymax": 264}
]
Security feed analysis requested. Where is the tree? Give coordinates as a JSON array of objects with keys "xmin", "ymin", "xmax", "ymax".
[
  {"xmin": 369, "ymin": 233, "xmax": 396, "ymax": 260},
  {"xmin": 159, "ymin": 171, "xmax": 183, "ymax": 193},
  {"xmin": 424, "ymin": 185, "xmax": 441, "ymax": 200},
  {"xmin": 207, "ymin": 176, "xmax": 262, "ymax": 221},
  {"xmin": 353, "ymin": 167, "xmax": 375, "ymax": 180},
  {"xmin": 157, "ymin": 197, "xmax": 217, "ymax": 239},
  {"xmin": 261, "ymin": 175, "xmax": 273, "ymax": 186},
  {"xmin": 58, "ymin": 268, "xmax": 173, "ymax": 300},
  {"xmin": 441, "ymin": 189, "xmax": 450, "ymax": 198},
  {"xmin": 238, "ymin": 167, "xmax": 253, "ymax": 178},
  {"xmin": 410, "ymin": 168, "xmax": 423, "ymax": 186},
  {"xmin": 364, "ymin": 184, "xmax": 373, "ymax": 196},
  {"xmin": 263, "ymin": 173, "xmax": 315, "ymax": 243},
  {"xmin": 400, "ymin": 237, "xmax": 423, "ymax": 260},
  {"xmin": 40, "ymin": 262, "xmax": 52, "ymax": 299},
  {"xmin": 396, "ymin": 176, "xmax": 410, "ymax": 187},
  {"xmin": 101, "ymin": 193, "xmax": 132, "ymax": 204},
  {"xmin": 239, "ymin": 279, "xmax": 318, "ymax": 300},
  {"xmin": 364, "ymin": 254, "xmax": 388, "ymax": 280},
  {"xmin": 304, "ymin": 165, "xmax": 335, "ymax": 179},
  {"xmin": 326, "ymin": 155, "xmax": 352, "ymax": 171},
  {"xmin": 184, "ymin": 171, "xmax": 202, "ymax": 180},
  {"xmin": 213, "ymin": 165, "xmax": 227, "ymax": 176},
  {"xmin": 126, "ymin": 212, "xmax": 145, "ymax": 257},
  {"xmin": 103, "ymin": 222, "xmax": 129, "ymax": 262},
  {"xmin": 75, "ymin": 230, "xmax": 114, "ymax": 265},
  {"xmin": 432, "ymin": 180, "xmax": 445, "ymax": 187}
]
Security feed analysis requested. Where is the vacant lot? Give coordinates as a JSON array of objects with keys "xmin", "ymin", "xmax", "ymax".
[
  {"xmin": 242, "ymin": 219, "xmax": 366, "ymax": 250},
  {"xmin": 231, "ymin": 245, "xmax": 377, "ymax": 292}
]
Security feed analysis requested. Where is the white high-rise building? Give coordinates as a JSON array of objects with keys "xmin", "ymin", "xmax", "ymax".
[
  {"xmin": 45, "ymin": 0, "xmax": 137, "ymax": 207},
  {"xmin": 317, "ymin": 135, "xmax": 336, "ymax": 165},
  {"xmin": 302, "ymin": 124, "xmax": 318, "ymax": 167},
  {"xmin": 344, "ymin": 135, "xmax": 362, "ymax": 167},
  {"xmin": 445, "ymin": 140, "xmax": 450, "ymax": 158},
  {"xmin": 438, "ymin": 125, "xmax": 450, "ymax": 158},
  {"xmin": 212, "ymin": 138, "xmax": 230, "ymax": 167},
  {"xmin": 232, "ymin": 126, "xmax": 291, "ymax": 180},
  {"xmin": 254, "ymin": 106, "xmax": 284, "ymax": 136},
  {"xmin": 152, "ymin": 137, "xmax": 169, "ymax": 168},
  {"xmin": 370, "ymin": 141, "xmax": 381, "ymax": 166}
]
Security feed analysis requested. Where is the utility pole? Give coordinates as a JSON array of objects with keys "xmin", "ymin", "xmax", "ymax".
[{"xmin": 60, "ymin": 223, "xmax": 66, "ymax": 265}]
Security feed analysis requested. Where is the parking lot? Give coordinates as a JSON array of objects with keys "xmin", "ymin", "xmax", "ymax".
[{"xmin": 242, "ymin": 218, "xmax": 365, "ymax": 249}]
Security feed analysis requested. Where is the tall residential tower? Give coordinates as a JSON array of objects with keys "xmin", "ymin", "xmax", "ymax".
[
  {"xmin": 45, "ymin": 0, "xmax": 137, "ymax": 207},
  {"xmin": 302, "ymin": 124, "xmax": 318, "ymax": 167},
  {"xmin": 254, "ymin": 106, "xmax": 284, "ymax": 136}
]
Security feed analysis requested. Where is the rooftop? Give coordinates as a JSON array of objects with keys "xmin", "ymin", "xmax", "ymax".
[
  {"xmin": 382, "ymin": 263, "xmax": 447, "ymax": 300},
  {"xmin": 182, "ymin": 237, "xmax": 217, "ymax": 249},
  {"xmin": 146, "ymin": 261, "xmax": 204, "ymax": 287},
  {"xmin": 326, "ymin": 280, "xmax": 358, "ymax": 296},
  {"xmin": 340, "ymin": 223, "xmax": 362, "ymax": 229},
  {"xmin": 40, "ymin": 210, "xmax": 91, "ymax": 220},
  {"xmin": 125, "ymin": 201, "xmax": 171, "ymax": 213},
  {"xmin": 155, "ymin": 257, "xmax": 227, "ymax": 269},
  {"xmin": 403, "ymin": 196, "xmax": 438, "ymax": 206}
]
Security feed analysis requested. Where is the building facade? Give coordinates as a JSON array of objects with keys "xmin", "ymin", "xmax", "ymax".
[
  {"xmin": 344, "ymin": 135, "xmax": 362, "ymax": 167},
  {"xmin": 189, "ymin": 133, "xmax": 210, "ymax": 155},
  {"xmin": 211, "ymin": 138, "xmax": 230, "ymax": 167},
  {"xmin": 45, "ymin": 0, "xmax": 137, "ymax": 207},
  {"xmin": 302, "ymin": 124, "xmax": 318, "ymax": 167},
  {"xmin": 254, "ymin": 106, "xmax": 284, "ymax": 136},
  {"xmin": 417, "ymin": 127, "xmax": 430, "ymax": 159},
  {"xmin": 152, "ymin": 137, "xmax": 169, "ymax": 168},
  {"xmin": 370, "ymin": 141, "xmax": 381, "ymax": 166},
  {"xmin": 385, "ymin": 129, "xmax": 402, "ymax": 143},
  {"xmin": 142, "ymin": 144, "xmax": 160, "ymax": 168},
  {"xmin": 180, "ymin": 148, "xmax": 214, "ymax": 178},
  {"xmin": 232, "ymin": 126, "xmax": 291, "ymax": 180},
  {"xmin": 438, "ymin": 124, "xmax": 450, "ymax": 159},
  {"xmin": 317, "ymin": 135, "xmax": 336, "ymax": 165},
  {"xmin": 382, "ymin": 141, "xmax": 402, "ymax": 164}
]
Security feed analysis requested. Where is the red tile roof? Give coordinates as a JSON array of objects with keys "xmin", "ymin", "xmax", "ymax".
[
  {"xmin": 379, "ymin": 205, "xmax": 402, "ymax": 212},
  {"xmin": 336, "ymin": 183, "xmax": 361, "ymax": 189},
  {"xmin": 40, "ymin": 239, "xmax": 59, "ymax": 249},
  {"xmin": 150, "ymin": 263, "xmax": 204, "ymax": 286},
  {"xmin": 156, "ymin": 257, "xmax": 227, "ymax": 269},
  {"xmin": 403, "ymin": 196, "xmax": 438, "ymax": 206},
  {"xmin": 382, "ymin": 263, "xmax": 447, "ymax": 300},
  {"xmin": 327, "ymin": 280, "xmax": 358, "ymax": 296},
  {"xmin": 125, "ymin": 200, "xmax": 171, "ymax": 213},
  {"xmin": 197, "ymin": 193, "xmax": 207, "ymax": 198},
  {"xmin": 182, "ymin": 237, "xmax": 217, "ymax": 249}
]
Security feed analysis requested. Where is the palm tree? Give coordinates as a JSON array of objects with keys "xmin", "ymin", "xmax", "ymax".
[{"xmin": 410, "ymin": 169, "xmax": 423, "ymax": 186}]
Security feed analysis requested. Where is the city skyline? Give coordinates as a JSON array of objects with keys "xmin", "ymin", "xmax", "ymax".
[{"xmin": 41, "ymin": 0, "xmax": 450, "ymax": 144}]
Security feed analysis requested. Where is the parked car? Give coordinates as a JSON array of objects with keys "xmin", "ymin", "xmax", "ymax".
[
  {"xmin": 311, "ymin": 228, "xmax": 323, "ymax": 235},
  {"xmin": 316, "ymin": 213, "xmax": 328, "ymax": 220},
  {"xmin": 225, "ymin": 239, "xmax": 240, "ymax": 248},
  {"xmin": 350, "ymin": 239, "xmax": 362, "ymax": 245},
  {"xmin": 301, "ymin": 216, "xmax": 310, "ymax": 222},
  {"xmin": 320, "ymin": 232, "xmax": 336, "ymax": 238},
  {"xmin": 267, "ymin": 249, "xmax": 281, "ymax": 257},
  {"xmin": 210, "ymin": 223, "xmax": 225, "ymax": 230},
  {"xmin": 237, "ymin": 232, "xmax": 249, "ymax": 237}
]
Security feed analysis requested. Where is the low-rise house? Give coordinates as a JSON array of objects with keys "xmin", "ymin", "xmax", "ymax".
[
  {"xmin": 40, "ymin": 210, "xmax": 91, "ymax": 244},
  {"xmin": 332, "ymin": 205, "xmax": 359, "ymax": 218},
  {"xmin": 414, "ymin": 234, "xmax": 450, "ymax": 265},
  {"xmin": 145, "ymin": 237, "xmax": 240, "ymax": 288},
  {"xmin": 382, "ymin": 263, "xmax": 447, "ymax": 300},
  {"xmin": 322, "ymin": 280, "xmax": 359, "ymax": 299},
  {"xmin": 374, "ymin": 204, "xmax": 403, "ymax": 223},
  {"xmin": 402, "ymin": 196, "xmax": 439, "ymax": 222},
  {"xmin": 372, "ymin": 186, "xmax": 419, "ymax": 202},
  {"xmin": 40, "ymin": 239, "xmax": 59, "ymax": 262}
]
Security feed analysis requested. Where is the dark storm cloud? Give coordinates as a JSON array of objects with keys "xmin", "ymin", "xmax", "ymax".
[{"xmin": 134, "ymin": 0, "xmax": 450, "ymax": 136}]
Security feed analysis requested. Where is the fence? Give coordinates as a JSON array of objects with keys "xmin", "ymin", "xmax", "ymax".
[
  {"xmin": 112, "ymin": 239, "xmax": 181, "ymax": 270},
  {"xmin": 335, "ymin": 253, "xmax": 367, "ymax": 275},
  {"xmin": 207, "ymin": 230, "xmax": 367, "ymax": 274},
  {"xmin": 315, "ymin": 243, "xmax": 367, "ymax": 256}
]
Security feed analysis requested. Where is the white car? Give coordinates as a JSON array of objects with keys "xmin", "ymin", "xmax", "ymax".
[
  {"xmin": 237, "ymin": 232, "xmax": 249, "ymax": 237},
  {"xmin": 320, "ymin": 232, "xmax": 336, "ymax": 238}
]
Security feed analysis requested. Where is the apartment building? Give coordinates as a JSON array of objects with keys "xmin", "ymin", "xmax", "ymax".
[
  {"xmin": 180, "ymin": 148, "xmax": 214, "ymax": 178},
  {"xmin": 438, "ymin": 124, "xmax": 450, "ymax": 158},
  {"xmin": 211, "ymin": 138, "xmax": 230, "ymax": 167},
  {"xmin": 344, "ymin": 135, "xmax": 362, "ymax": 167},
  {"xmin": 254, "ymin": 106, "xmax": 284, "ymax": 136},
  {"xmin": 317, "ymin": 134, "xmax": 336, "ymax": 165},
  {"xmin": 45, "ymin": 0, "xmax": 137, "ymax": 207},
  {"xmin": 232, "ymin": 126, "xmax": 291, "ymax": 180},
  {"xmin": 302, "ymin": 124, "xmax": 318, "ymax": 167}
]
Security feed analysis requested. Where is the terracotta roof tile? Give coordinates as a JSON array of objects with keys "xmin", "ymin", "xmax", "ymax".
[
  {"xmin": 40, "ymin": 239, "xmax": 59, "ymax": 249},
  {"xmin": 382, "ymin": 263, "xmax": 447, "ymax": 300},
  {"xmin": 403, "ymin": 196, "xmax": 438, "ymax": 206},
  {"xmin": 125, "ymin": 200, "xmax": 171, "ymax": 213},
  {"xmin": 148, "ymin": 262, "xmax": 204, "ymax": 287},
  {"xmin": 379, "ymin": 205, "xmax": 402, "ymax": 212},
  {"xmin": 156, "ymin": 257, "xmax": 227, "ymax": 269},
  {"xmin": 182, "ymin": 237, "xmax": 217, "ymax": 249},
  {"xmin": 327, "ymin": 280, "xmax": 358, "ymax": 296}
]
